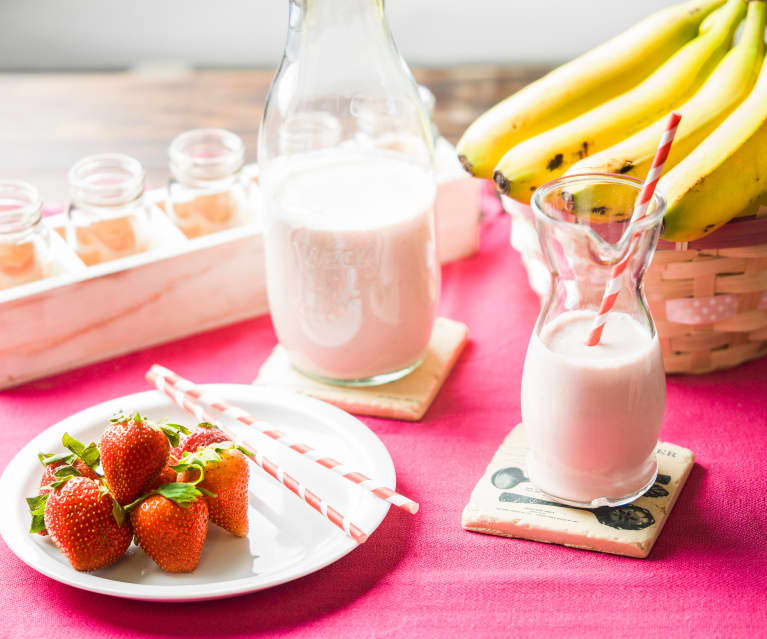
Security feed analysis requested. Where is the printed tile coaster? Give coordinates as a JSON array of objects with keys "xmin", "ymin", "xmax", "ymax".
[
  {"xmin": 461, "ymin": 424, "xmax": 694, "ymax": 558},
  {"xmin": 255, "ymin": 317, "xmax": 468, "ymax": 421}
]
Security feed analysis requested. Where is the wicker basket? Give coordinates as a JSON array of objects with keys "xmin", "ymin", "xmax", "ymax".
[{"xmin": 505, "ymin": 197, "xmax": 767, "ymax": 374}]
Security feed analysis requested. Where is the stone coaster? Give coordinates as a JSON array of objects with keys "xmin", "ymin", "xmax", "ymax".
[
  {"xmin": 461, "ymin": 424, "xmax": 694, "ymax": 558},
  {"xmin": 254, "ymin": 317, "xmax": 469, "ymax": 421}
]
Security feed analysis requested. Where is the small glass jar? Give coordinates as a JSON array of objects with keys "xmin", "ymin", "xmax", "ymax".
[
  {"xmin": 166, "ymin": 128, "xmax": 249, "ymax": 239},
  {"xmin": 67, "ymin": 154, "xmax": 149, "ymax": 266},
  {"xmin": 0, "ymin": 180, "xmax": 53, "ymax": 291}
]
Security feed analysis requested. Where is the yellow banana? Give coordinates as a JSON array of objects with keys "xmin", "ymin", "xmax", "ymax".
[
  {"xmin": 455, "ymin": 0, "xmax": 725, "ymax": 179},
  {"xmin": 699, "ymin": 1, "xmax": 728, "ymax": 30},
  {"xmin": 566, "ymin": 0, "xmax": 765, "ymax": 181},
  {"xmin": 660, "ymin": 53, "xmax": 767, "ymax": 241},
  {"xmin": 494, "ymin": 0, "xmax": 746, "ymax": 203}
]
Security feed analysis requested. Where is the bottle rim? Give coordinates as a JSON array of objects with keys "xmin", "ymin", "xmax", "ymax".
[
  {"xmin": 530, "ymin": 172, "xmax": 667, "ymax": 246},
  {"xmin": 68, "ymin": 153, "xmax": 145, "ymax": 208},
  {"xmin": 169, "ymin": 128, "xmax": 245, "ymax": 184},
  {"xmin": 0, "ymin": 180, "xmax": 43, "ymax": 234}
]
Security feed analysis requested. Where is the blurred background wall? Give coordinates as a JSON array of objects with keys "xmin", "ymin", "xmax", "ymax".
[{"xmin": 0, "ymin": 0, "xmax": 678, "ymax": 71}]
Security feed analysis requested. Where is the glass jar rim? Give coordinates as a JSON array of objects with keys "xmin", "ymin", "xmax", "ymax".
[
  {"xmin": 0, "ymin": 180, "xmax": 43, "ymax": 234},
  {"xmin": 68, "ymin": 153, "xmax": 145, "ymax": 207},
  {"xmin": 531, "ymin": 173, "xmax": 667, "ymax": 236},
  {"xmin": 169, "ymin": 128, "xmax": 245, "ymax": 183}
]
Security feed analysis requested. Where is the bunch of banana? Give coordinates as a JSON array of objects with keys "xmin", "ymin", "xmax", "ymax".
[
  {"xmin": 660, "ymin": 48, "xmax": 767, "ymax": 241},
  {"xmin": 492, "ymin": 0, "xmax": 746, "ymax": 202},
  {"xmin": 567, "ymin": 0, "xmax": 765, "ymax": 181},
  {"xmin": 456, "ymin": 0, "xmax": 725, "ymax": 180}
]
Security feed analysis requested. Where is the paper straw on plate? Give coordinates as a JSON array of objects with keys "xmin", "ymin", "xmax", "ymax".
[
  {"xmin": 147, "ymin": 369, "xmax": 369, "ymax": 545},
  {"xmin": 147, "ymin": 364, "xmax": 419, "ymax": 515},
  {"xmin": 586, "ymin": 111, "xmax": 682, "ymax": 347}
]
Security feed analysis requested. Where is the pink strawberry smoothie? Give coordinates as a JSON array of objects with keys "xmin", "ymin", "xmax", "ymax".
[
  {"xmin": 262, "ymin": 148, "xmax": 439, "ymax": 382},
  {"xmin": 521, "ymin": 309, "xmax": 666, "ymax": 504}
]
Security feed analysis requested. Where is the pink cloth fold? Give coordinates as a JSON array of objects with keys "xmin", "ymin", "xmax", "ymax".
[{"xmin": 0, "ymin": 214, "xmax": 765, "ymax": 638}]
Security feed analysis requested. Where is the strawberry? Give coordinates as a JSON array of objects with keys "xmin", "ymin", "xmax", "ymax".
[
  {"xmin": 176, "ymin": 444, "xmax": 250, "ymax": 537},
  {"xmin": 36, "ymin": 433, "xmax": 101, "ymax": 536},
  {"xmin": 129, "ymin": 484, "xmax": 209, "ymax": 573},
  {"xmin": 171, "ymin": 422, "xmax": 229, "ymax": 459},
  {"xmin": 99, "ymin": 413, "xmax": 187, "ymax": 505},
  {"xmin": 147, "ymin": 457, "xmax": 178, "ymax": 491},
  {"xmin": 31, "ymin": 476, "xmax": 133, "ymax": 571}
]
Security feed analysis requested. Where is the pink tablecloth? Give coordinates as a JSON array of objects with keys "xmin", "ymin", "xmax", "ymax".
[{"xmin": 1, "ymin": 214, "xmax": 765, "ymax": 638}]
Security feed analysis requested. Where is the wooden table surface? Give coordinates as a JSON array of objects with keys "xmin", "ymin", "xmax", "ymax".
[{"xmin": 1, "ymin": 67, "xmax": 546, "ymax": 202}]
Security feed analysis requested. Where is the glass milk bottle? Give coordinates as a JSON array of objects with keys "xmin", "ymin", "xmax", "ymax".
[
  {"xmin": 167, "ymin": 128, "xmax": 249, "ymax": 239},
  {"xmin": 259, "ymin": 0, "xmax": 439, "ymax": 386},
  {"xmin": 0, "ymin": 180, "xmax": 53, "ymax": 290},
  {"xmin": 67, "ymin": 154, "xmax": 149, "ymax": 266}
]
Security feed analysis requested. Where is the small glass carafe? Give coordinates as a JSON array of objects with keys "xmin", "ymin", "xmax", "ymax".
[
  {"xmin": 0, "ymin": 180, "xmax": 53, "ymax": 290},
  {"xmin": 259, "ymin": 0, "xmax": 439, "ymax": 386},
  {"xmin": 521, "ymin": 174, "xmax": 667, "ymax": 508},
  {"xmin": 166, "ymin": 128, "xmax": 248, "ymax": 239},
  {"xmin": 67, "ymin": 154, "xmax": 149, "ymax": 266}
]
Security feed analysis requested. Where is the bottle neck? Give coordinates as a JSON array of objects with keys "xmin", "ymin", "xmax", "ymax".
[
  {"xmin": 286, "ymin": 0, "xmax": 390, "ymax": 59},
  {"xmin": 260, "ymin": 0, "xmax": 432, "ymax": 168},
  {"xmin": 0, "ymin": 180, "xmax": 42, "ymax": 237},
  {"xmin": 292, "ymin": 0, "xmax": 385, "ymax": 22}
]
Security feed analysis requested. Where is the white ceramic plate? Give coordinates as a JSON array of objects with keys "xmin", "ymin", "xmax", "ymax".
[{"xmin": 0, "ymin": 384, "xmax": 394, "ymax": 601}]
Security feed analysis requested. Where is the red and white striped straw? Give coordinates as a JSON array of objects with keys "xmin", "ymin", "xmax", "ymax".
[
  {"xmin": 147, "ymin": 370, "xmax": 369, "ymax": 545},
  {"xmin": 586, "ymin": 111, "xmax": 682, "ymax": 347},
  {"xmin": 148, "ymin": 364, "xmax": 419, "ymax": 515}
]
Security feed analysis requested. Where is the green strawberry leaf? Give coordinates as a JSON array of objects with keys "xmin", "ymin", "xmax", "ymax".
[
  {"xmin": 109, "ymin": 410, "xmax": 147, "ymax": 424},
  {"xmin": 185, "ymin": 445, "xmax": 222, "ymax": 465},
  {"xmin": 62, "ymin": 432, "xmax": 85, "ymax": 456},
  {"xmin": 170, "ymin": 460, "xmax": 205, "ymax": 485},
  {"xmin": 26, "ymin": 494, "xmax": 49, "ymax": 534},
  {"xmin": 29, "ymin": 514, "xmax": 46, "ymax": 534},
  {"xmin": 159, "ymin": 423, "xmax": 190, "ymax": 448},
  {"xmin": 98, "ymin": 479, "xmax": 111, "ymax": 498},
  {"xmin": 52, "ymin": 464, "xmax": 81, "ymax": 480},
  {"xmin": 62, "ymin": 433, "xmax": 100, "ymax": 470},
  {"xmin": 198, "ymin": 487, "xmax": 217, "ymax": 498},
  {"xmin": 46, "ymin": 465, "xmax": 85, "ymax": 489},
  {"xmin": 197, "ymin": 422, "xmax": 216, "ymax": 429},
  {"xmin": 237, "ymin": 445, "xmax": 254, "ymax": 457},
  {"xmin": 160, "ymin": 425, "xmax": 181, "ymax": 448},
  {"xmin": 80, "ymin": 444, "xmax": 100, "ymax": 470},
  {"xmin": 170, "ymin": 461, "xmax": 195, "ymax": 473},
  {"xmin": 37, "ymin": 451, "xmax": 75, "ymax": 466},
  {"xmin": 123, "ymin": 494, "xmax": 147, "ymax": 511},
  {"xmin": 109, "ymin": 410, "xmax": 127, "ymax": 423},
  {"xmin": 155, "ymin": 482, "xmax": 204, "ymax": 505},
  {"xmin": 164, "ymin": 423, "xmax": 191, "ymax": 435},
  {"xmin": 123, "ymin": 478, "xmax": 206, "ymax": 511},
  {"xmin": 26, "ymin": 494, "xmax": 48, "ymax": 514},
  {"xmin": 112, "ymin": 500, "xmax": 127, "ymax": 527}
]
